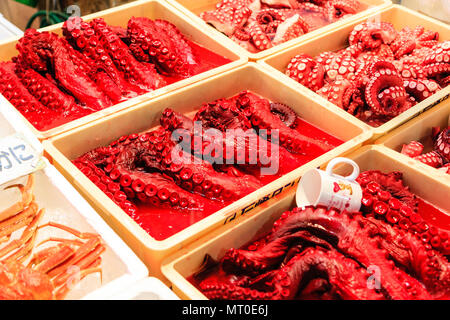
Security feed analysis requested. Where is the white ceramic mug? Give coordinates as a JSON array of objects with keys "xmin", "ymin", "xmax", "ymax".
[{"xmin": 296, "ymin": 157, "xmax": 363, "ymax": 212}]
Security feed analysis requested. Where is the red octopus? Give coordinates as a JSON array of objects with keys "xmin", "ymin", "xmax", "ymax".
[
  {"xmin": 0, "ymin": 16, "xmax": 227, "ymax": 131},
  {"xmin": 193, "ymin": 170, "xmax": 450, "ymax": 300},
  {"xmin": 401, "ymin": 126, "xmax": 450, "ymax": 173},
  {"xmin": 73, "ymin": 91, "xmax": 336, "ymax": 223},
  {"xmin": 201, "ymin": 0, "xmax": 362, "ymax": 53},
  {"xmin": 286, "ymin": 21, "xmax": 448, "ymax": 127}
]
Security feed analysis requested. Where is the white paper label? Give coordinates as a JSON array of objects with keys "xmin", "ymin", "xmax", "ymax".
[{"xmin": 0, "ymin": 133, "xmax": 45, "ymax": 185}]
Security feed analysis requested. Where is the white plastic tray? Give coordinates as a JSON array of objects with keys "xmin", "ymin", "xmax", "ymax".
[
  {"xmin": 105, "ymin": 277, "xmax": 180, "ymax": 300},
  {"xmin": 1, "ymin": 159, "xmax": 148, "ymax": 300}
]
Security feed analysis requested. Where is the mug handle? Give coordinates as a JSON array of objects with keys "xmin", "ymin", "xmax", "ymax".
[{"xmin": 325, "ymin": 157, "xmax": 360, "ymax": 182}]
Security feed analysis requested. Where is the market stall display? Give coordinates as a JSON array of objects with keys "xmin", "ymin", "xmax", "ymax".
[
  {"xmin": 199, "ymin": 0, "xmax": 366, "ymax": 53},
  {"xmin": 0, "ymin": 0, "xmax": 449, "ymax": 303},
  {"xmin": 43, "ymin": 63, "xmax": 371, "ymax": 281},
  {"xmin": 284, "ymin": 23, "xmax": 448, "ymax": 127},
  {"xmin": 0, "ymin": 16, "xmax": 230, "ymax": 132},
  {"xmin": 401, "ymin": 126, "xmax": 449, "ymax": 172}
]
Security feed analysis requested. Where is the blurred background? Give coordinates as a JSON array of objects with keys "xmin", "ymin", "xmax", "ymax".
[
  {"xmin": 0, "ymin": 0, "xmax": 448, "ymax": 38},
  {"xmin": 0, "ymin": 0, "xmax": 135, "ymax": 31}
]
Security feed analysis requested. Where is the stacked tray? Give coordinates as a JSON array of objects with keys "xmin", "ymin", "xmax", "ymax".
[
  {"xmin": 166, "ymin": 0, "xmax": 393, "ymax": 60},
  {"xmin": 259, "ymin": 5, "xmax": 450, "ymax": 141}
]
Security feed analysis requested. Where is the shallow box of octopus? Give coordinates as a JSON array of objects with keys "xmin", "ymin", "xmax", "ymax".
[
  {"xmin": 166, "ymin": 0, "xmax": 392, "ymax": 61},
  {"xmin": 376, "ymin": 100, "xmax": 450, "ymax": 183},
  {"xmin": 161, "ymin": 145, "xmax": 450, "ymax": 300},
  {"xmin": 0, "ymin": 158, "xmax": 148, "ymax": 299},
  {"xmin": 43, "ymin": 63, "xmax": 372, "ymax": 282},
  {"xmin": 0, "ymin": 0, "xmax": 247, "ymax": 140},
  {"xmin": 259, "ymin": 5, "xmax": 450, "ymax": 141}
]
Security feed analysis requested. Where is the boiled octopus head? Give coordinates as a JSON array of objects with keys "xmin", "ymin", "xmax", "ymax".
[{"xmin": 349, "ymin": 22, "xmax": 397, "ymax": 50}]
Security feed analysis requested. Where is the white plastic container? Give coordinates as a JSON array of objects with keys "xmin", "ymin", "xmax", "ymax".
[
  {"xmin": 1, "ymin": 159, "xmax": 149, "ymax": 300},
  {"xmin": 104, "ymin": 277, "xmax": 180, "ymax": 300},
  {"xmin": 401, "ymin": 0, "xmax": 450, "ymax": 23}
]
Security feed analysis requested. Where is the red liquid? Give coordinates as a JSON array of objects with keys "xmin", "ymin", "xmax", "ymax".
[
  {"xmin": 14, "ymin": 40, "xmax": 232, "ymax": 132},
  {"xmin": 160, "ymin": 41, "xmax": 233, "ymax": 86},
  {"xmin": 133, "ymin": 202, "xmax": 226, "ymax": 241},
  {"xmin": 418, "ymin": 197, "xmax": 450, "ymax": 231},
  {"xmin": 132, "ymin": 118, "xmax": 343, "ymax": 240}
]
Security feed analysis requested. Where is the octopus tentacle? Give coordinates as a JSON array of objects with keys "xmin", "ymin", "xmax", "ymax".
[
  {"xmin": 273, "ymin": 207, "xmax": 434, "ymax": 299},
  {"xmin": 164, "ymin": 103, "xmax": 301, "ymax": 176},
  {"xmin": 349, "ymin": 22, "xmax": 397, "ymax": 49},
  {"xmin": 200, "ymin": 1, "xmax": 254, "ymax": 36},
  {"xmin": 127, "ymin": 17, "xmax": 197, "ymax": 76},
  {"xmin": 16, "ymin": 29, "xmax": 112, "ymax": 111},
  {"xmin": 63, "ymin": 17, "xmax": 143, "ymax": 101},
  {"xmin": 0, "ymin": 62, "xmax": 59, "ymax": 130},
  {"xmin": 90, "ymin": 18, "xmax": 166, "ymax": 91},
  {"xmin": 237, "ymin": 91, "xmax": 333, "ymax": 154},
  {"xmin": 202, "ymin": 247, "xmax": 384, "ymax": 300},
  {"xmin": 401, "ymin": 127, "xmax": 450, "ymax": 173},
  {"xmin": 272, "ymin": 14, "xmax": 309, "ymax": 45},
  {"xmin": 357, "ymin": 171, "xmax": 450, "ymax": 257},
  {"xmin": 270, "ymin": 102, "xmax": 297, "ymax": 127},
  {"xmin": 364, "ymin": 61, "xmax": 407, "ymax": 116},
  {"xmin": 14, "ymin": 63, "xmax": 79, "ymax": 113},
  {"xmin": 286, "ymin": 53, "xmax": 325, "ymax": 91}
]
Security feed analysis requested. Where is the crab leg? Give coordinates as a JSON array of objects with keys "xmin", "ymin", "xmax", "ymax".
[
  {"xmin": 30, "ymin": 245, "xmax": 76, "ymax": 274},
  {"xmin": 49, "ymin": 237, "xmax": 104, "ymax": 279},
  {"xmin": 38, "ymin": 221, "xmax": 100, "ymax": 239},
  {"xmin": 6, "ymin": 231, "xmax": 37, "ymax": 264},
  {"xmin": 27, "ymin": 245, "xmax": 66, "ymax": 268},
  {"xmin": 52, "ymin": 244, "xmax": 105, "ymax": 287},
  {"xmin": 35, "ymin": 221, "xmax": 105, "ymax": 282},
  {"xmin": 0, "ymin": 174, "xmax": 35, "ymax": 221},
  {"xmin": 0, "ymin": 201, "xmax": 38, "ymax": 230},
  {"xmin": 0, "ymin": 208, "xmax": 44, "ymax": 261},
  {"xmin": 0, "ymin": 235, "xmax": 11, "ymax": 245},
  {"xmin": 37, "ymin": 237, "xmax": 85, "ymax": 247}
]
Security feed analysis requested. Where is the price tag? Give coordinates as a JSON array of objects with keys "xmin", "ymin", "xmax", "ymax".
[{"xmin": 0, "ymin": 133, "xmax": 45, "ymax": 186}]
